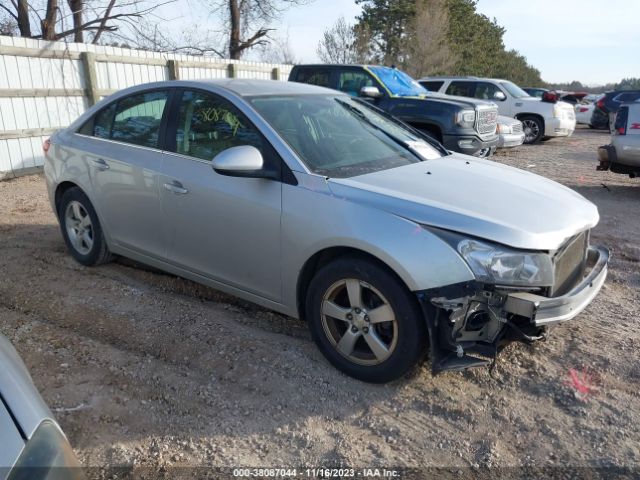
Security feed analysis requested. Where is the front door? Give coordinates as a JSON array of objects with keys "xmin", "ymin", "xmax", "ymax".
[{"xmin": 159, "ymin": 89, "xmax": 283, "ymax": 301}]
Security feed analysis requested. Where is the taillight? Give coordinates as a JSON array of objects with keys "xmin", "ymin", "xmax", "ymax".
[
  {"xmin": 579, "ymin": 107, "xmax": 589, "ymax": 112},
  {"xmin": 617, "ymin": 126, "xmax": 626, "ymax": 135},
  {"xmin": 631, "ymin": 123, "xmax": 640, "ymax": 130},
  {"xmin": 596, "ymin": 99, "xmax": 605, "ymax": 109},
  {"xmin": 43, "ymin": 138, "xmax": 51, "ymax": 153}
]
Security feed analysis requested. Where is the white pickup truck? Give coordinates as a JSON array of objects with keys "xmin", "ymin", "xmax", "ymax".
[{"xmin": 419, "ymin": 77, "xmax": 576, "ymax": 144}]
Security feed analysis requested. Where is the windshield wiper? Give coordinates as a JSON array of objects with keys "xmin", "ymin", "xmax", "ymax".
[{"xmin": 335, "ymin": 99, "xmax": 427, "ymax": 159}]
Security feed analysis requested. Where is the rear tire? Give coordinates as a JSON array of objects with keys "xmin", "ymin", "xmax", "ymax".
[
  {"xmin": 520, "ymin": 115, "xmax": 544, "ymax": 144},
  {"xmin": 58, "ymin": 187, "xmax": 113, "ymax": 266},
  {"xmin": 305, "ymin": 257, "xmax": 428, "ymax": 383}
]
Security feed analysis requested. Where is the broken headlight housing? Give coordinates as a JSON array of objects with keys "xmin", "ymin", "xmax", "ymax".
[{"xmin": 457, "ymin": 238, "xmax": 554, "ymax": 287}]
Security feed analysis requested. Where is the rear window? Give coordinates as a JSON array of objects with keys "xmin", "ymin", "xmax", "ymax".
[
  {"xmin": 293, "ymin": 68, "xmax": 331, "ymax": 88},
  {"xmin": 420, "ymin": 81, "xmax": 444, "ymax": 92}
]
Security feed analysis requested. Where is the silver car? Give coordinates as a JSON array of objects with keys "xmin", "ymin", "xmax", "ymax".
[
  {"xmin": 496, "ymin": 115, "xmax": 525, "ymax": 149},
  {"xmin": 0, "ymin": 334, "xmax": 82, "ymax": 479},
  {"xmin": 598, "ymin": 102, "xmax": 640, "ymax": 178},
  {"xmin": 45, "ymin": 80, "xmax": 609, "ymax": 383}
]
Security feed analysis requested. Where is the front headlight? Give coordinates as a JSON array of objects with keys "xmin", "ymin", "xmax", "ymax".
[
  {"xmin": 457, "ymin": 238, "xmax": 554, "ymax": 286},
  {"xmin": 497, "ymin": 123, "xmax": 511, "ymax": 134},
  {"xmin": 455, "ymin": 109, "xmax": 476, "ymax": 128}
]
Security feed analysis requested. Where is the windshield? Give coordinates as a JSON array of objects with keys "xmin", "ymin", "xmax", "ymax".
[
  {"xmin": 500, "ymin": 81, "xmax": 531, "ymax": 99},
  {"xmin": 249, "ymin": 94, "xmax": 443, "ymax": 178},
  {"xmin": 368, "ymin": 66, "xmax": 428, "ymax": 97}
]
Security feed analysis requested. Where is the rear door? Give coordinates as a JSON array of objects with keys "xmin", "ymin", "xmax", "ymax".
[
  {"xmin": 158, "ymin": 89, "xmax": 283, "ymax": 301},
  {"xmin": 77, "ymin": 89, "xmax": 170, "ymax": 258}
]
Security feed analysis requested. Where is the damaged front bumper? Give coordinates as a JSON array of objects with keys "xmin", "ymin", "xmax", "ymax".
[
  {"xmin": 417, "ymin": 246, "xmax": 609, "ymax": 373},
  {"xmin": 503, "ymin": 246, "xmax": 608, "ymax": 326}
]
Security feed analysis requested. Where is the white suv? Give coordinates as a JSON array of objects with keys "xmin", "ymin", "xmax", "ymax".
[{"xmin": 420, "ymin": 77, "xmax": 576, "ymax": 144}]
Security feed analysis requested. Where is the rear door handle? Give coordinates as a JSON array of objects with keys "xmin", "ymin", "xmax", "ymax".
[
  {"xmin": 163, "ymin": 180, "xmax": 188, "ymax": 195},
  {"xmin": 92, "ymin": 158, "xmax": 109, "ymax": 170}
]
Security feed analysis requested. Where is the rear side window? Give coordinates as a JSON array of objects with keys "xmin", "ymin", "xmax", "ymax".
[
  {"xmin": 420, "ymin": 81, "xmax": 444, "ymax": 92},
  {"xmin": 294, "ymin": 68, "xmax": 331, "ymax": 87},
  {"xmin": 446, "ymin": 81, "xmax": 475, "ymax": 97},
  {"xmin": 111, "ymin": 91, "xmax": 169, "ymax": 148},
  {"xmin": 78, "ymin": 103, "xmax": 115, "ymax": 138}
]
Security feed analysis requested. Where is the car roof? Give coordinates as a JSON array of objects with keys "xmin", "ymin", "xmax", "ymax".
[
  {"xmin": 419, "ymin": 76, "xmax": 510, "ymax": 83},
  {"xmin": 182, "ymin": 78, "xmax": 338, "ymax": 96}
]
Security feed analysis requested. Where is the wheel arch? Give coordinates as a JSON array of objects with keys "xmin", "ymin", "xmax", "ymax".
[
  {"xmin": 515, "ymin": 112, "xmax": 545, "ymax": 129},
  {"xmin": 54, "ymin": 181, "xmax": 81, "ymax": 215},
  {"xmin": 407, "ymin": 122, "xmax": 443, "ymax": 142},
  {"xmin": 296, "ymin": 246, "xmax": 418, "ymax": 322}
]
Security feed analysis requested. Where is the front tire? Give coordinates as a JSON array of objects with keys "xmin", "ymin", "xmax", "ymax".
[
  {"xmin": 306, "ymin": 257, "xmax": 428, "ymax": 383},
  {"xmin": 58, "ymin": 187, "xmax": 112, "ymax": 266},
  {"xmin": 520, "ymin": 115, "xmax": 544, "ymax": 144}
]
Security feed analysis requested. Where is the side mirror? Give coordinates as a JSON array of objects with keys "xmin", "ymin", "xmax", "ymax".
[
  {"xmin": 493, "ymin": 91, "xmax": 507, "ymax": 101},
  {"xmin": 212, "ymin": 145, "xmax": 276, "ymax": 179},
  {"xmin": 360, "ymin": 86, "xmax": 383, "ymax": 99}
]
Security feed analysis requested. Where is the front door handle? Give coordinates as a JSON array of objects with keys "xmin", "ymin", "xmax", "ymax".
[
  {"xmin": 92, "ymin": 158, "xmax": 110, "ymax": 170},
  {"xmin": 163, "ymin": 180, "xmax": 188, "ymax": 195}
]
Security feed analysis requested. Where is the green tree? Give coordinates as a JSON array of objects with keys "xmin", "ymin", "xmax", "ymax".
[
  {"xmin": 617, "ymin": 78, "xmax": 640, "ymax": 90},
  {"xmin": 355, "ymin": 0, "xmax": 416, "ymax": 65}
]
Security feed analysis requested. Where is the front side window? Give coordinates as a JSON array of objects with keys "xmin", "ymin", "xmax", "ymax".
[
  {"xmin": 337, "ymin": 71, "xmax": 375, "ymax": 97},
  {"xmin": 446, "ymin": 81, "xmax": 475, "ymax": 97},
  {"xmin": 250, "ymin": 94, "xmax": 443, "ymax": 178},
  {"xmin": 111, "ymin": 91, "xmax": 169, "ymax": 148},
  {"xmin": 174, "ymin": 90, "xmax": 263, "ymax": 161},
  {"xmin": 474, "ymin": 82, "xmax": 502, "ymax": 100},
  {"xmin": 499, "ymin": 81, "xmax": 530, "ymax": 98}
]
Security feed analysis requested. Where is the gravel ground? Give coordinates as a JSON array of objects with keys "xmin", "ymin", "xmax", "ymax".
[{"xmin": 0, "ymin": 126, "xmax": 639, "ymax": 476}]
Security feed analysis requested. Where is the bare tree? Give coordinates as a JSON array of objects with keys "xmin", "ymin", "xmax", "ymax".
[
  {"xmin": 316, "ymin": 17, "xmax": 371, "ymax": 64},
  {"xmin": 0, "ymin": 16, "xmax": 17, "ymax": 35},
  {"xmin": 259, "ymin": 30, "xmax": 296, "ymax": 64},
  {"xmin": 0, "ymin": 0, "xmax": 175, "ymax": 43},
  {"xmin": 404, "ymin": 0, "xmax": 457, "ymax": 77},
  {"xmin": 209, "ymin": 0, "xmax": 313, "ymax": 60}
]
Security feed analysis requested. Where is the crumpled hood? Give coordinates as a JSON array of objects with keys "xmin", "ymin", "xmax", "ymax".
[{"xmin": 328, "ymin": 155, "xmax": 599, "ymax": 251}]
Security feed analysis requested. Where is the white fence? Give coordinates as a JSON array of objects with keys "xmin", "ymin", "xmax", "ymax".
[{"xmin": 0, "ymin": 35, "xmax": 293, "ymax": 180}]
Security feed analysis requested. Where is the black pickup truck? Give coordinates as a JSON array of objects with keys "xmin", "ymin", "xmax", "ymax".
[{"xmin": 289, "ymin": 64, "xmax": 499, "ymax": 157}]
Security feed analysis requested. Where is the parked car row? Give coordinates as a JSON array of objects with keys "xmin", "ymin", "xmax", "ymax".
[
  {"xmin": 290, "ymin": 66, "xmax": 575, "ymax": 154},
  {"xmin": 591, "ymin": 90, "xmax": 640, "ymax": 130}
]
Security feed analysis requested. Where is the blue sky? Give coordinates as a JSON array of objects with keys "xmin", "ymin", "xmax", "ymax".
[{"xmin": 163, "ymin": 0, "xmax": 640, "ymax": 85}]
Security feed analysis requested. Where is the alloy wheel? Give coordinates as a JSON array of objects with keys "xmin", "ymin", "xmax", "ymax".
[
  {"xmin": 64, "ymin": 200, "xmax": 94, "ymax": 255},
  {"xmin": 522, "ymin": 119, "xmax": 541, "ymax": 143},
  {"xmin": 320, "ymin": 278, "xmax": 398, "ymax": 366}
]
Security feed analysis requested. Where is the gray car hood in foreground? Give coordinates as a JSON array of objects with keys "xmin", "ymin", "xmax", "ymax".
[{"xmin": 328, "ymin": 155, "xmax": 599, "ymax": 251}]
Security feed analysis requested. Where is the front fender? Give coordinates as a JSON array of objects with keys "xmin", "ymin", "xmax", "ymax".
[{"xmin": 281, "ymin": 174, "xmax": 475, "ymax": 314}]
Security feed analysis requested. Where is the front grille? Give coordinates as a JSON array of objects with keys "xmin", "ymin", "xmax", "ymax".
[
  {"xmin": 512, "ymin": 122, "xmax": 523, "ymax": 134},
  {"xmin": 551, "ymin": 231, "xmax": 588, "ymax": 296},
  {"xmin": 476, "ymin": 108, "xmax": 498, "ymax": 135}
]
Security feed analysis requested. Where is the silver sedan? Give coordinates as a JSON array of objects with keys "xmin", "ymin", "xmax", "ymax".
[{"xmin": 45, "ymin": 80, "xmax": 608, "ymax": 383}]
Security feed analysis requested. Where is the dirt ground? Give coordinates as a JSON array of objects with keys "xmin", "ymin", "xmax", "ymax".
[{"xmin": 0, "ymin": 126, "xmax": 639, "ymax": 475}]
